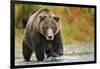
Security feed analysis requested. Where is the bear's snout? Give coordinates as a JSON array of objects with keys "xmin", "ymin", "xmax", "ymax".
[
  {"xmin": 46, "ymin": 35, "xmax": 54, "ymax": 40},
  {"xmin": 46, "ymin": 28, "xmax": 54, "ymax": 40}
]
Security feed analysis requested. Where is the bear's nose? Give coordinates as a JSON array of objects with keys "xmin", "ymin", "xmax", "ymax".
[{"xmin": 48, "ymin": 36, "xmax": 52, "ymax": 39}]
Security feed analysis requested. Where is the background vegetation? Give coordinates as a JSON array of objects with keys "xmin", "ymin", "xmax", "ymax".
[{"xmin": 15, "ymin": 4, "xmax": 95, "ymax": 48}]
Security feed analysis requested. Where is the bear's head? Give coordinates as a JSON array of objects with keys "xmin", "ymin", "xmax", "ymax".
[{"xmin": 38, "ymin": 15, "xmax": 60, "ymax": 40}]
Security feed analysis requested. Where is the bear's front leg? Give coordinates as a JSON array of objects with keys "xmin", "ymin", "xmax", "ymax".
[
  {"xmin": 53, "ymin": 32, "xmax": 63, "ymax": 56},
  {"xmin": 35, "ymin": 45, "xmax": 45, "ymax": 61},
  {"xmin": 23, "ymin": 39, "xmax": 33, "ymax": 61}
]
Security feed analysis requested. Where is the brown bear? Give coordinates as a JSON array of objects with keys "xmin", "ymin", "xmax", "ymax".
[{"xmin": 22, "ymin": 8, "xmax": 63, "ymax": 61}]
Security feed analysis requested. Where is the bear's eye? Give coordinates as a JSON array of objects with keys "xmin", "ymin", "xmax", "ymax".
[
  {"xmin": 43, "ymin": 24, "xmax": 48, "ymax": 29},
  {"xmin": 51, "ymin": 23, "xmax": 56, "ymax": 28},
  {"xmin": 43, "ymin": 26, "xmax": 48, "ymax": 29},
  {"xmin": 51, "ymin": 25, "xmax": 57, "ymax": 33}
]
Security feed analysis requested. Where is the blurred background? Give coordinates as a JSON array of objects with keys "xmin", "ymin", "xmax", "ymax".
[
  {"xmin": 15, "ymin": 4, "xmax": 95, "ymax": 65},
  {"xmin": 15, "ymin": 4, "xmax": 94, "ymax": 46}
]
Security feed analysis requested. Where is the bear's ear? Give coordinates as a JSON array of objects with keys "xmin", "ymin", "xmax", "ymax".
[
  {"xmin": 53, "ymin": 16, "xmax": 60, "ymax": 22},
  {"xmin": 39, "ymin": 15, "xmax": 46, "ymax": 22}
]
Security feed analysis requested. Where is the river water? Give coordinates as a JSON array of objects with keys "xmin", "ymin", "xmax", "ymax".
[{"xmin": 15, "ymin": 43, "xmax": 95, "ymax": 65}]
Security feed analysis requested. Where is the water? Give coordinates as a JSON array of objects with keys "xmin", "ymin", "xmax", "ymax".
[{"xmin": 15, "ymin": 44, "xmax": 95, "ymax": 66}]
